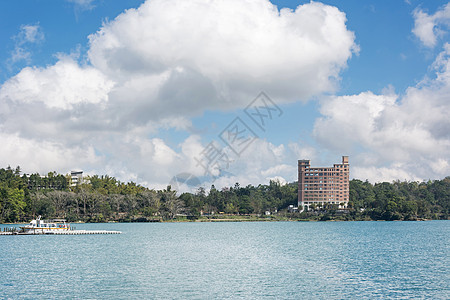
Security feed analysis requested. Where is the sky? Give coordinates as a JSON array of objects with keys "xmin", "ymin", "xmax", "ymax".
[{"xmin": 0, "ymin": 0, "xmax": 449, "ymax": 192}]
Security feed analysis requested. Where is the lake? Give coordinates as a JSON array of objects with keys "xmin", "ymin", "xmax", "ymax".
[{"xmin": 1, "ymin": 221, "xmax": 449, "ymax": 299}]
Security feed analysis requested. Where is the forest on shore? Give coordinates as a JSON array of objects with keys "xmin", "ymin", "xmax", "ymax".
[{"xmin": 0, "ymin": 166, "xmax": 448, "ymax": 223}]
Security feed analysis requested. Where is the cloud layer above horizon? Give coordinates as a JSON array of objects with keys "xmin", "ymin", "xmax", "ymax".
[
  {"xmin": 0, "ymin": 0, "xmax": 357, "ymax": 188},
  {"xmin": 0, "ymin": 0, "xmax": 448, "ymax": 190},
  {"xmin": 314, "ymin": 43, "xmax": 450, "ymax": 182}
]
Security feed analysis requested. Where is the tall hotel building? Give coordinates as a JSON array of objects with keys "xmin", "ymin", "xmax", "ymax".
[{"xmin": 298, "ymin": 156, "xmax": 349, "ymax": 209}]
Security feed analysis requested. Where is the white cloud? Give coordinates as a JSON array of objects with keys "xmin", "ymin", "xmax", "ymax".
[
  {"xmin": 10, "ymin": 47, "xmax": 31, "ymax": 65},
  {"xmin": 313, "ymin": 44, "xmax": 450, "ymax": 182},
  {"xmin": 314, "ymin": 91, "xmax": 397, "ymax": 152},
  {"xmin": 0, "ymin": 57, "xmax": 114, "ymax": 110},
  {"xmin": 352, "ymin": 165, "xmax": 421, "ymax": 183},
  {"xmin": 9, "ymin": 24, "xmax": 44, "ymax": 65},
  {"xmin": 412, "ymin": 3, "xmax": 450, "ymax": 48},
  {"xmin": 82, "ymin": 134, "xmax": 304, "ymax": 192},
  {"xmin": 67, "ymin": 0, "xmax": 96, "ymax": 11},
  {"xmin": 0, "ymin": 132, "xmax": 98, "ymax": 175},
  {"xmin": 88, "ymin": 0, "xmax": 357, "ymax": 116},
  {"xmin": 194, "ymin": 138, "xmax": 300, "ymax": 190},
  {"xmin": 267, "ymin": 176, "xmax": 288, "ymax": 186},
  {"xmin": 17, "ymin": 24, "xmax": 45, "ymax": 44},
  {"xmin": 261, "ymin": 164, "xmax": 292, "ymax": 177}
]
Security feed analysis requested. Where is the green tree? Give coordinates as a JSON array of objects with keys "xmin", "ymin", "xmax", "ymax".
[{"xmin": 0, "ymin": 187, "xmax": 26, "ymax": 222}]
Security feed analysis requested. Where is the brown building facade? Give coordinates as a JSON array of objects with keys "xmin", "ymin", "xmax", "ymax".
[{"xmin": 298, "ymin": 156, "xmax": 349, "ymax": 209}]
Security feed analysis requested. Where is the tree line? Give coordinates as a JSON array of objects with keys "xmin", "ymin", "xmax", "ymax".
[
  {"xmin": 346, "ymin": 178, "xmax": 449, "ymax": 221},
  {"xmin": 0, "ymin": 166, "xmax": 448, "ymax": 223}
]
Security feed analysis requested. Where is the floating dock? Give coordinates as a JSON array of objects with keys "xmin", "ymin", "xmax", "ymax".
[
  {"xmin": 0, "ymin": 229, "xmax": 121, "ymax": 235},
  {"xmin": 46, "ymin": 230, "xmax": 121, "ymax": 235},
  {"xmin": 1, "ymin": 216, "xmax": 122, "ymax": 235}
]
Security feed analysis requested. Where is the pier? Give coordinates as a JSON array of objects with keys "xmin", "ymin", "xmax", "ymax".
[
  {"xmin": 45, "ymin": 230, "xmax": 121, "ymax": 235},
  {"xmin": 0, "ymin": 228, "xmax": 121, "ymax": 235}
]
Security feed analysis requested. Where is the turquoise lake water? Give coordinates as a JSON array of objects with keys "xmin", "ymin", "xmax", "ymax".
[{"xmin": 1, "ymin": 221, "xmax": 449, "ymax": 299}]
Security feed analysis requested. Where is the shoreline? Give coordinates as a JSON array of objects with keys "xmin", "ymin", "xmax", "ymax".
[{"xmin": 0, "ymin": 217, "xmax": 438, "ymax": 225}]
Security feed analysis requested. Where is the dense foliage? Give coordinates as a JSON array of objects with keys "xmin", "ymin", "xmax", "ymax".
[
  {"xmin": 0, "ymin": 166, "xmax": 448, "ymax": 223},
  {"xmin": 347, "ymin": 179, "xmax": 449, "ymax": 220}
]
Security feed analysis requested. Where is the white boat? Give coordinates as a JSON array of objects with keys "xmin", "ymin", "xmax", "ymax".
[
  {"xmin": 7, "ymin": 216, "xmax": 122, "ymax": 235},
  {"xmin": 19, "ymin": 215, "xmax": 71, "ymax": 234}
]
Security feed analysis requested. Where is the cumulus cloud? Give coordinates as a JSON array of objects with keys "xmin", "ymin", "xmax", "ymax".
[
  {"xmin": 0, "ymin": 132, "xmax": 98, "ymax": 175},
  {"xmin": 182, "ymin": 137, "xmax": 300, "ymax": 191},
  {"xmin": 412, "ymin": 3, "xmax": 450, "ymax": 48},
  {"xmin": 88, "ymin": 0, "xmax": 357, "ymax": 116},
  {"xmin": 313, "ymin": 44, "xmax": 450, "ymax": 182},
  {"xmin": 0, "ymin": 57, "xmax": 113, "ymax": 110}
]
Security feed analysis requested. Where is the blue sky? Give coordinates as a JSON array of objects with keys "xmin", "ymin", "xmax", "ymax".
[{"xmin": 0, "ymin": 0, "xmax": 449, "ymax": 191}]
